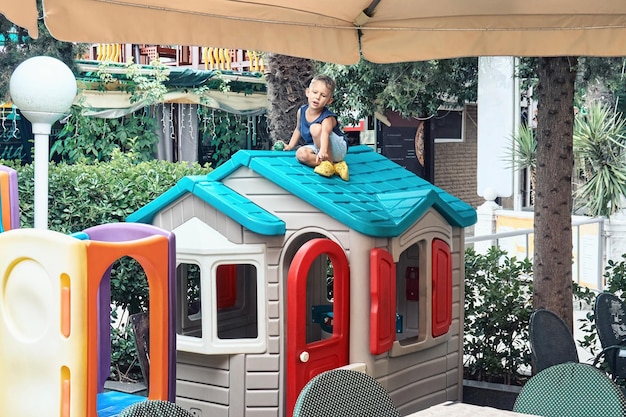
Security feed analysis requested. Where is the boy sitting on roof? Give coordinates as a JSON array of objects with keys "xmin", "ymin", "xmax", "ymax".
[{"xmin": 283, "ymin": 74, "xmax": 349, "ymax": 181}]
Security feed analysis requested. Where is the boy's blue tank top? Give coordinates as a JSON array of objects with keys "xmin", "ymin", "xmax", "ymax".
[{"xmin": 298, "ymin": 105, "xmax": 345, "ymax": 145}]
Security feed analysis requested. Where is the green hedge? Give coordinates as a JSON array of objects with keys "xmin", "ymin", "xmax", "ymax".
[
  {"xmin": 3, "ymin": 150, "xmax": 211, "ymax": 381},
  {"xmin": 7, "ymin": 150, "xmax": 210, "ymax": 233}
]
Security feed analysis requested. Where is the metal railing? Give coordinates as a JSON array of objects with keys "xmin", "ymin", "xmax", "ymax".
[{"xmin": 466, "ymin": 216, "xmax": 605, "ymax": 290}]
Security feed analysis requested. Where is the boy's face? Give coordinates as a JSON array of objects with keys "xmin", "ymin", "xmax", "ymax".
[{"xmin": 306, "ymin": 80, "xmax": 334, "ymax": 110}]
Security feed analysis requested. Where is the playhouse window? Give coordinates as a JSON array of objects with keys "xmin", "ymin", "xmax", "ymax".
[
  {"xmin": 395, "ymin": 242, "xmax": 423, "ymax": 344},
  {"xmin": 215, "ymin": 263, "xmax": 258, "ymax": 340},
  {"xmin": 178, "ymin": 262, "xmax": 201, "ymax": 330},
  {"xmin": 384, "ymin": 237, "xmax": 452, "ymax": 357},
  {"xmin": 176, "ymin": 259, "xmax": 266, "ymax": 354}
]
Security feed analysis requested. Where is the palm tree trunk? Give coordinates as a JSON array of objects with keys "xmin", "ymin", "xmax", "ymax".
[
  {"xmin": 533, "ymin": 57, "xmax": 576, "ymax": 331},
  {"xmin": 264, "ymin": 54, "xmax": 313, "ymax": 144}
]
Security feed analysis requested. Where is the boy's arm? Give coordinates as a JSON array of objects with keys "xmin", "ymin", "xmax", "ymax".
[
  {"xmin": 316, "ymin": 117, "xmax": 336, "ymax": 162},
  {"xmin": 284, "ymin": 127, "xmax": 301, "ymax": 150}
]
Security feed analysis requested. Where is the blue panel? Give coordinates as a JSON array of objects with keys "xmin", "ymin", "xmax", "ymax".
[{"xmin": 97, "ymin": 391, "xmax": 146, "ymax": 417}]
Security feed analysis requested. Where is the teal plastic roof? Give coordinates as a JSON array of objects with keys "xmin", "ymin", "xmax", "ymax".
[{"xmin": 127, "ymin": 145, "xmax": 477, "ymax": 237}]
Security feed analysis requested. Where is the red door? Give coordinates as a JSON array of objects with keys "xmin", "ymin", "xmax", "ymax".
[{"xmin": 286, "ymin": 238, "xmax": 350, "ymax": 416}]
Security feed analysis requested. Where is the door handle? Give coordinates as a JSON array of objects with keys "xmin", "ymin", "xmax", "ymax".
[{"xmin": 299, "ymin": 351, "xmax": 310, "ymax": 362}]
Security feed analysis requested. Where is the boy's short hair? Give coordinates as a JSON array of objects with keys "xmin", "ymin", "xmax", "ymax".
[{"xmin": 310, "ymin": 74, "xmax": 336, "ymax": 96}]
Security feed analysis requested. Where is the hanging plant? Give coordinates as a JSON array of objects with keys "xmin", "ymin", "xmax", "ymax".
[
  {"xmin": 198, "ymin": 107, "xmax": 248, "ymax": 166},
  {"xmin": 52, "ymin": 106, "xmax": 158, "ymax": 163}
]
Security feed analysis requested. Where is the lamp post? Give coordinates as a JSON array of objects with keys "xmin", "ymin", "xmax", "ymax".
[{"xmin": 10, "ymin": 56, "xmax": 77, "ymax": 229}]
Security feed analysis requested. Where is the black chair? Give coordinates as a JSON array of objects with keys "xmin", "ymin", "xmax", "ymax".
[
  {"xmin": 513, "ymin": 362, "xmax": 626, "ymax": 416},
  {"xmin": 593, "ymin": 292, "xmax": 626, "ymax": 383},
  {"xmin": 118, "ymin": 400, "xmax": 194, "ymax": 417},
  {"xmin": 529, "ymin": 308, "xmax": 579, "ymax": 373}
]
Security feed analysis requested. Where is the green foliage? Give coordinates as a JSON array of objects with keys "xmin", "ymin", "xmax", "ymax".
[
  {"xmin": 199, "ymin": 107, "xmax": 248, "ymax": 166},
  {"xmin": 505, "ymin": 124, "xmax": 536, "ymax": 173},
  {"xmin": 508, "ymin": 102, "xmax": 626, "ymax": 217},
  {"xmin": 6, "ymin": 152, "xmax": 211, "ymax": 380},
  {"xmin": 604, "ymin": 254, "xmax": 626, "ymax": 297},
  {"xmin": 51, "ymin": 59, "xmax": 172, "ymax": 163},
  {"xmin": 0, "ymin": 0, "xmax": 86, "ymax": 101},
  {"xmin": 123, "ymin": 60, "xmax": 169, "ymax": 104},
  {"xmin": 52, "ymin": 107, "xmax": 158, "ymax": 163},
  {"xmin": 12, "ymin": 149, "xmax": 210, "ymax": 232},
  {"xmin": 504, "ymin": 124, "xmax": 537, "ymax": 204},
  {"xmin": 464, "ymin": 246, "xmax": 595, "ymax": 385},
  {"xmin": 317, "ymin": 58, "xmax": 478, "ymax": 124},
  {"xmin": 464, "ymin": 247, "xmax": 534, "ymax": 384},
  {"xmin": 573, "ymin": 102, "xmax": 626, "ymax": 217},
  {"xmin": 577, "ymin": 58, "xmax": 626, "ymax": 97}
]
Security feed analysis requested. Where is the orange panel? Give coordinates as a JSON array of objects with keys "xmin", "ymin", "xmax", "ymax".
[
  {"xmin": 85, "ymin": 235, "xmax": 170, "ymax": 416},
  {"xmin": 0, "ymin": 171, "xmax": 11, "ymax": 231}
]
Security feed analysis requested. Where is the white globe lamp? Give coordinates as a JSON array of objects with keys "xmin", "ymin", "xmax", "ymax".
[{"xmin": 10, "ymin": 56, "xmax": 77, "ymax": 229}]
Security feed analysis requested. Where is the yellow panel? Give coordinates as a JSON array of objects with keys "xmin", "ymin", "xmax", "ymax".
[{"xmin": 0, "ymin": 229, "xmax": 88, "ymax": 417}]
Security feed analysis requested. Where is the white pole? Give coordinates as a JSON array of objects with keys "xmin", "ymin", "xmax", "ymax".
[
  {"xmin": 32, "ymin": 124, "xmax": 52, "ymax": 229},
  {"xmin": 9, "ymin": 56, "xmax": 77, "ymax": 230},
  {"xmin": 477, "ymin": 56, "xmax": 515, "ymax": 199},
  {"xmin": 512, "ymin": 57, "xmax": 522, "ymax": 211}
]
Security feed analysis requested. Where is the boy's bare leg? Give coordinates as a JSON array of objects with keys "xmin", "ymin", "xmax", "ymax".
[{"xmin": 296, "ymin": 147, "xmax": 319, "ymax": 167}]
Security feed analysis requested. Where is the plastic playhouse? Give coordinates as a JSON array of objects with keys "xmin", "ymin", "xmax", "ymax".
[{"xmin": 128, "ymin": 145, "xmax": 477, "ymax": 416}]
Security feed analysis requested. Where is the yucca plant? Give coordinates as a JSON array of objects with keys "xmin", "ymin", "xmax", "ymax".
[
  {"xmin": 508, "ymin": 102, "xmax": 626, "ymax": 217},
  {"xmin": 508, "ymin": 123, "xmax": 537, "ymax": 172},
  {"xmin": 573, "ymin": 102, "xmax": 626, "ymax": 217},
  {"xmin": 505, "ymin": 123, "xmax": 537, "ymax": 204}
]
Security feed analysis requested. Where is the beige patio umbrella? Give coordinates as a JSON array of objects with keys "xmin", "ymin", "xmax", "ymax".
[{"xmin": 4, "ymin": 0, "xmax": 626, "ymax": 64}]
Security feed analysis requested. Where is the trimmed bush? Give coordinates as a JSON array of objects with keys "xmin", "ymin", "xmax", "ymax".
[{"xmin": 3, "ymin": 151, "xmax": 211, "ymax": 381}]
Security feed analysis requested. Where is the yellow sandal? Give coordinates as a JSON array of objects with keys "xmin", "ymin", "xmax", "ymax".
[
  {"xmin": 314, "ymin": 160, "xmax": 335, "ymax": 177},
  {"xmin": 333, "ymin": 161, "xmax": 349, "ymax": 181}
]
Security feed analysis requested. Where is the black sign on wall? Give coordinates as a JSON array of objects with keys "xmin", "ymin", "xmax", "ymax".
[
  {"xmin": 430, "ymin": 109, "xmax": 463, "ymax": 142},
  {"xmin": 376, "ymin": 111, "xmax": 433, "ymax": 182}
]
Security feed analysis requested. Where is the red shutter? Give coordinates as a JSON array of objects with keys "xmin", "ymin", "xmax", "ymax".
[
  {"xmin": 370, "ymin": 248, "xmax": 396, "ymax": 354},
  {"xmin": 432, "ymin": 239, "xmax": 452, "ymax": 337}
]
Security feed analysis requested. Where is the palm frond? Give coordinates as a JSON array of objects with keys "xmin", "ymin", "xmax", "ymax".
[
  {"xmin": 573, "ymin": 102, "xmax": 626, "ymax": 217},
  {"xmin": 503, "ymin": 123, "xmax": 536, "ymax": 171}
]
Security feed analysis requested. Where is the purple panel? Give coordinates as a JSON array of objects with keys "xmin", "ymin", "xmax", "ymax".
[
  {"xmin": 83, "ymin": 222, "xmax": 172, "ymax": 242},
  {"xmin": 97, "ymin": 267, "xmax": 113, "ymax": 393},
  {"xmin": 82, "ymin": 222, "xmax": 177, "ymax": 401}
]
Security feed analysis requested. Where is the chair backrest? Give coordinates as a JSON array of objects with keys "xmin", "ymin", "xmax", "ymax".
[
  {"xmin": 118, "ymin": 400, "xmax": 194, "ymax": 417},
  {"xmin": 529, "ymin": 309, "xmax": 579, "ymax": 373},
  {"xmin": 293, "ymin": 368, "xmax": 400, "ymax": 417},
  {"xmin": 513, "ymin": 362, "xmax": 626, "ymax": 416},
  {"xmin": 594, "ymin": 292, "xmax": 626, "ymax": 379}
]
